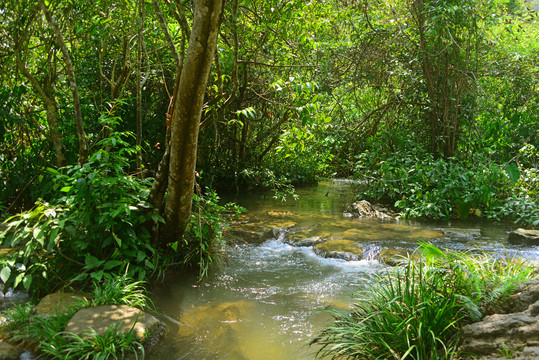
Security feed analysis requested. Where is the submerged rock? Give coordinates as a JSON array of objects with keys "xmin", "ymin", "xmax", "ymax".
[
  {"xmin": 314, "ymin": 239, "xmax": 363, "ymax": 261},
  {"xmin": 344, "ymin": 200, "xmax": 392, "ymax": 220},
  {"xmin": 66, "ymin": 305, "xmax": 163, "ymax": 342},
  {"xmin": 176, "ymin": 300, "xmax": 288, "ymax": 359},
  {"xmin": 508, "ymin": 229, "xmax": 539, "ymax": 246},
  {"xmin": 178, "ymin": 301, "xmax": 254, "ymax": 338},
  {"xmin": 442, "ymin": 228, "xmax": 481, "ymax": 240}
]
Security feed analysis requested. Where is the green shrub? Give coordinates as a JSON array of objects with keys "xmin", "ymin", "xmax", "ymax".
[
  {"xmin": 1, "ymin": 276, "xmax": 151, "ymax": 359},
  {"xmin": 84, "ymin": 274, "xmax": 153, "ymax": 310},
  {"xmin": 0, "ymin": 302, "xmax": 73, "ymax": 350}
]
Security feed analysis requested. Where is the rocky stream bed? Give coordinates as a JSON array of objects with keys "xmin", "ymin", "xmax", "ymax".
[{"xmin": 1, "ymin": 196, "xmax": 538, "ymax": 359}]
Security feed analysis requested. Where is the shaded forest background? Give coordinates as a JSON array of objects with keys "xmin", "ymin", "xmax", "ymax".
[{"xmin": 0, "ymin": 0, "xmax": 537, "ymax": 293}]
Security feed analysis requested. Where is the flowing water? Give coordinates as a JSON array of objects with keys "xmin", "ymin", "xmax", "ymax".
[{"xmin": 148, "ymin": 179, "xmax": 539, "ymax": 360}]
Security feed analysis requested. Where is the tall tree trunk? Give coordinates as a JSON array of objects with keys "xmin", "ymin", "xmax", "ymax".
[
  {"xmin": 39, "ymin": 0, "xmax": 88, "ymax": 164},
  {"xmin": 153, "ymin": 0, "xmax": 223, "ymax": 247}
]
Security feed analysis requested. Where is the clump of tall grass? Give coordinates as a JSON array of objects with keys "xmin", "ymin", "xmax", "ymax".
[
  {"xmin": 83, "ymin": 273, "xmax": 154, "ymax": 310},
  {"xmin": 39, "ymin": 322, "xmax": 145, "ymax": 360},
  {"xmin": 313, "ymin": 242, "xmax": 535, "ymax": 359}
]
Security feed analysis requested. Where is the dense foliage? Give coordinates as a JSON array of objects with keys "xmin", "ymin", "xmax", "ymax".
[{"xmin": 0, "ymin": 1, "xmax": 537, "ymax": 358}]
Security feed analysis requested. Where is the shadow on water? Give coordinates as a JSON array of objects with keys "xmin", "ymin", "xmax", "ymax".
[{"xmin": 148, "ymin": 179, "xmax": 539, "ymax": 360}]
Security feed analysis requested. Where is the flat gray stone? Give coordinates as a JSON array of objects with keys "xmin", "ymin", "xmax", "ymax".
[
  {"xmin": 65, "ymin": 305, "xmax": 162, "ymax": 342},
  {"xmin": 460, "ymin": 288, "xmax": 539, "ymax": 357}
]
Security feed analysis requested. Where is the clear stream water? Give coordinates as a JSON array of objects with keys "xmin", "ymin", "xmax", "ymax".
[{"xmin": 148, "ymin": 179, "xmax": 539, "ymax": 360}]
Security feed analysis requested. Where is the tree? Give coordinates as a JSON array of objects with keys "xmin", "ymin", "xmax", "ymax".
[{"xmin": 150, "ymin": 0, "xmax": 223, "ymax": 247}]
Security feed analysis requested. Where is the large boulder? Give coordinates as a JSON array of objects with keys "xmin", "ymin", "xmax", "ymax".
[
  {"xmin": 343, "ymin": 200, "xmax": 392, "ymax": 220},
  {"xmin": 508, "ymin": 229, "xmax": 539, "ymax": 246},
  {"xmin": 459, "ymin": 279, "xmax": 539, "ymax": 359},
  {"xmin": 65, "ymin": 305, "xmax": 163, "ymax": 342},
  {"xmin": 314, "ymin": 239, "xmax": 363, "ymax": 261}
]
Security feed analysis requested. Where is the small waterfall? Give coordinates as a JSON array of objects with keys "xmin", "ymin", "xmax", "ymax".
[{"xmin": 363, "ymin": 244, "xmax": 383, "ymax": 261}]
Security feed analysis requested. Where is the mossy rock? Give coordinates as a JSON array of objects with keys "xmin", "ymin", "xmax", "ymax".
[
  {"xmin": 224, "ymin": 225, "xmax": 276, "ymax": 244},
  {"xmin": 314, "ymin": 239, "xmax": 363, "ymax": 261},
  {"xmin": 377, "ymin": 248, "xmax": 420, "ymax": 267},
  {"xmin": 33, "ymin": 291, "xmax": 88, "ymax": 316}
]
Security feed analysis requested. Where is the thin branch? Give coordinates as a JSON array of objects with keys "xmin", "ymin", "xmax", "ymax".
[{"xmin": 237, "ymin": 60, "xmax": 314, "ymax": 68}]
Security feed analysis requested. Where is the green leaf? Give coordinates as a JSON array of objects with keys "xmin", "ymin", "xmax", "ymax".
[
  {"xmin": 76, "ymin": 178, "xmax": 87, "ymax": 190},
  {"xmin": 22, "ymin": 275, "xmax": 32, "ymax": 291},
  {"xmin": 84, "ymin": 255, "xmax": 105, "ymax": 269},
  {"xmin": 70, "ymin": 273, "xmax": 88, "ymax": 282},
  {"xmin": 136, "ymin": 250, "xmax": 146, "ymax": 262},
  {"xmin": 60, "ymin": 186, "xmax": 72, "ymax": 192},
  {"xmin": 14, "ymin": 273, "xmax": 25, "ymax": 288},
  {"xmin": 103, "ymin": 260, "xmax": 122, "ymax": 270},
  {"xmin": 505, "ymin": 163, "xmax": 520, "ymax": 184},
  {"xmin": 0, "ymin": 266, "xmax": 11, "ymax": 283},
  {"xmin": 113, "ymin": 233, "xmax": 122, "ymax": 247},
  {"xmin": 90, "ymin": 271, "xmax": 104, "ymax": 282}
]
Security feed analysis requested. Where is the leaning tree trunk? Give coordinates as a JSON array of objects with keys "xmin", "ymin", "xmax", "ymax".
[{"xmin": 152, "ymin": 0, "xmax": 223, "ymax": 247}]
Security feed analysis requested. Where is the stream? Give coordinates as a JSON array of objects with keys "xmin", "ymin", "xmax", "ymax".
[{"xmin": 148, "ymin": 179, "xmax": 539, "ymax": 360}]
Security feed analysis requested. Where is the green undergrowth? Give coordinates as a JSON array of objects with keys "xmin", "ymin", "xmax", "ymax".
[
  {"xmin": 313, "ymin": 242, "xmax": 535, "ymax": 360},
  {"xmin": 0, "ymin": 274, "xmax": 152, "ymax": 359}
]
